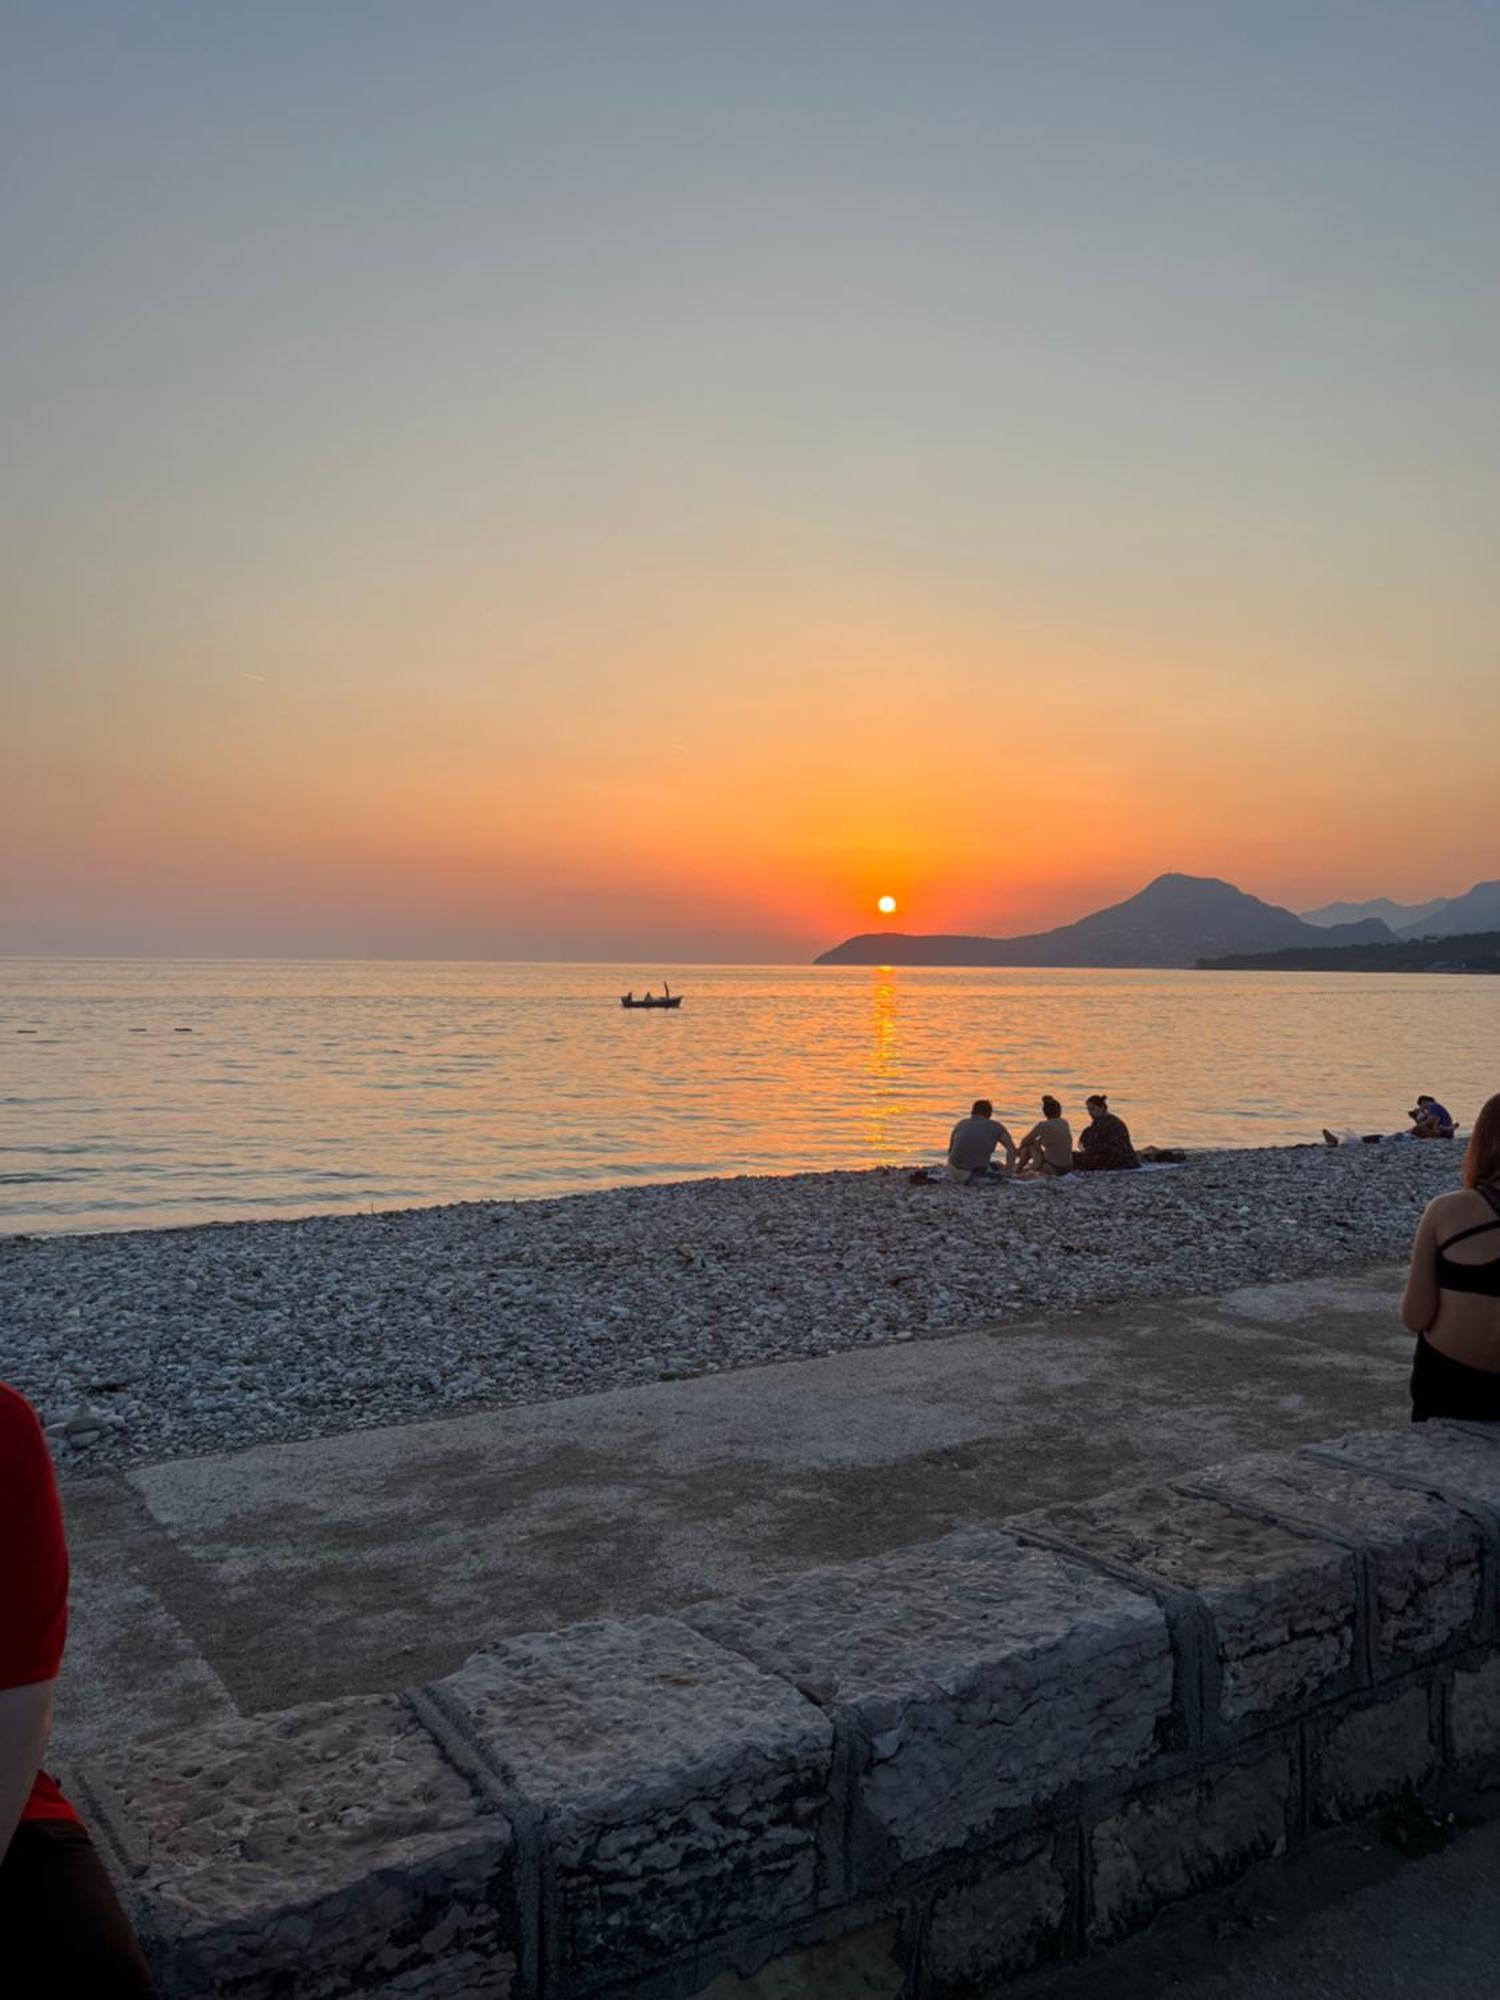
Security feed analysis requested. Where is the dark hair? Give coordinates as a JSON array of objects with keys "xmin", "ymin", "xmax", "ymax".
[
  {"xmin": 1086, "ymin": 1093, "xmax": 1107, "ymax": 1110},
  {"xmin": 971, "ymin": 1098, "xmax": 992, "ymax": 1119},
  {"xmin": 1041, "ymin": 1095, "xmax": 1061, "ymax": 1119},
  {"xmin": 1416, "ymin": 1094, "xmax": 1434, "ymax": 1106},
  {"xmin": 1465, "ymin": 1095, "xmax": 1500, "ymax": 1189}
]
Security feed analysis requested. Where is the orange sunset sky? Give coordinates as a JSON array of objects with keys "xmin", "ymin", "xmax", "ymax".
[{"xmin": 4, "ymin": 5, "xmax": 1497, "ymax": 961}]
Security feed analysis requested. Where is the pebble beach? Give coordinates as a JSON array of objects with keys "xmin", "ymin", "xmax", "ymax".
[{"xmin": 0, "ymin": 1142, "xmax": 1457, "ymax": 1473}]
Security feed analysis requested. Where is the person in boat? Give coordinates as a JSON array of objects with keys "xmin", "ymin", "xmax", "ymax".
[
  {"xmin": 1016, "ymin": 1096, "xmax": 1073, "ymax": 1178},
  {"xmin": 1403, "ymin": 1094, "xmax": 1500, "ymax": 1420},
  {"xmin": 947, "ymin": 1099, "xmax": 1017, "ymax": 1183},
  {"xmin": 1074, "ymin": 1094, "xmax": 1139, "ymax": 1171}
]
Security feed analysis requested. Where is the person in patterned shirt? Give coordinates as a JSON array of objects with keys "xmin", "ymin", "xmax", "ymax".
[{"xmin": 1074, "ymin": 1094, "xmax": 1139, "ymax": 1172}]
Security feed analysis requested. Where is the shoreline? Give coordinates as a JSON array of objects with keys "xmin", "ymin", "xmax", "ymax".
[
  {"xmin": 0, "ymin": 1136, "xmax": 1452, "ymax": 1248},
  {"xmin": 0, "ymin": 1142, "xmax": 1456, "ymax": 1474}
]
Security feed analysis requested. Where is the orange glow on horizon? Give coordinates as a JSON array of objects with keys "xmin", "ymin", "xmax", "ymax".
[{"xmin": 7, "ymin": 575, "xmax": 1494, "ymax": 960}]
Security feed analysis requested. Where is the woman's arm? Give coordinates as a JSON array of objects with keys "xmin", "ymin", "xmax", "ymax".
[
  {"xmin": 1400, "ymin": 1202, "xmax": 1441, "ymax": 1335},
  {"xmin": 0, "ymin": 1678, "xmax": 55, "ymax": 1861}
]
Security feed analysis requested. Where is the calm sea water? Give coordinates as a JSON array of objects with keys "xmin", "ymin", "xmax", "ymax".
[{"xmin": 0, "ymin": 959, "xmax": 1494, "ymax": 1234}]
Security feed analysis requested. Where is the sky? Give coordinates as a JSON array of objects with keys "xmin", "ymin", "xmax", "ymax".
[{"xmin": 3, "ymin": 1, "xmax": 1497, "ymax": 960}]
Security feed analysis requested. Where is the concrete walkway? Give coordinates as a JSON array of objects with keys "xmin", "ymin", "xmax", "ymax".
[{"xmin": 55, "ymin": 1264, "xmax": 1414, "ymax": 1761}]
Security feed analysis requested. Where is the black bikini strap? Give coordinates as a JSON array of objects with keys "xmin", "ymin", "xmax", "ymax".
[{"xmin": 1438, "ymin": 1218, "xmax": 1500, "ymax": 1253}]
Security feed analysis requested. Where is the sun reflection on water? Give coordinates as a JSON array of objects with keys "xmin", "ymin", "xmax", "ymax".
[{"xmin": 862, "ymin": 968, "xmax": 903, "ymax": 1159}]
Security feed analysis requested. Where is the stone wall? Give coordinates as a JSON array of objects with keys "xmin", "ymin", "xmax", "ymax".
[{"xmin": 70, "ymin": 1422, "xmax": 1500, "ymax": 1999}]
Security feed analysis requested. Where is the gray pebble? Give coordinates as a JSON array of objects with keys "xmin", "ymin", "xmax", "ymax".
[{"xmin": 0, "ymin": 1144, "xmax": 1450, "ymax": 1472}]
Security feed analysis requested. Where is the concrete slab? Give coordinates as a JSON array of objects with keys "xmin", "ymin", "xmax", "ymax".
[
  {"xmin": 52, "ymin": 1268, "xmax": 1416, "ymax": 1762},
  {"xmin": 57, "ymin": 1475, "xmax": 237, "ymax": 1749}
]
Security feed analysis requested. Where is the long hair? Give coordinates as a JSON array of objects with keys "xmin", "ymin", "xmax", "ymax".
[{"xmin": 1464, "ymin": 1095, "xmax": 1500, "ymax": 1188}]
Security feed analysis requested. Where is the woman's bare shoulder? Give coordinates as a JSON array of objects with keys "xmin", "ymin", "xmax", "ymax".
[{"xmin": 1423, "ymin": 1187, "xmax": 1487, "ymax": 1222}]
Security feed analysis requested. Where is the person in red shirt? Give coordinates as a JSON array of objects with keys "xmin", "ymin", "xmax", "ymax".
[{"xmin": 0, "ymin": 1381, "xmax": 156, "ymax": 1994}]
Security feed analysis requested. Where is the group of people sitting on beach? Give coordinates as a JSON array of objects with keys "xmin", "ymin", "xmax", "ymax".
[{"xmin": 945, "ymin": 1093, "xmax": 1141, "ymax": 1184}]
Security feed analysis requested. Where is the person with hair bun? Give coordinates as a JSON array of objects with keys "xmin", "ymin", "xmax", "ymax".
[
  {"xmin": 1016, "ymin": 1096, "xmax": 1074, "ymax": 1177},
  {"xmin": 1401, "ymin": 1094, "xmax": 1500, "ymax": 1421}
]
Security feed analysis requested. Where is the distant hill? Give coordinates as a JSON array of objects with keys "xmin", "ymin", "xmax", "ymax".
[
  {"xmin": 1198, "ymin": 932, "xmax": 1500, "ymax": 974},
  {"xmin": 816, "ymin": 873, "xmax": 1395, "ymax": 968},
  {"xmin": 1299, "ymin": 879, "xmax": 1500, "ymax": 939},
  {"xmin": 1301, "ymin": 895, "xmax": 1449, "ymax": 930},
  {"xmin": 1398, "ymin": 880, "xmax": 1500, "ymax": 938}
]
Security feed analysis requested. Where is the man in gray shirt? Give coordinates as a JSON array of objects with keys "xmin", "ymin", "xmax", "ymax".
[{"xmin": 947, "ymin": 1099, "xmax": 1018, "ymax": 1183}]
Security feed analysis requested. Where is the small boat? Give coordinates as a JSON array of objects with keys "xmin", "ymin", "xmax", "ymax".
[{"xmin": 620, "ymin": 982, "xmax": 683, "ymax": 1010}]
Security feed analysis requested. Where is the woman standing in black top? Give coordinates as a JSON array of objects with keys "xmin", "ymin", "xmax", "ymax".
[{"xmin": 1402, "ymin": 1094, "xmax": 1500, "ymax": 1421}]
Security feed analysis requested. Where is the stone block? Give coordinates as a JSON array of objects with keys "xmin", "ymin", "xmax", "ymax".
[
  {"xmin": 685, "ymin": 1530, "xmax": 1170, "ymax": 1882},
  {"xmin": 1087, "ymin": 1743, "xmax": 1296, "ymax": 1942},
  {"xmin": 1307, "ymin": 1686, "xmax": 1437, "ymax": 1824},
  {"xmin": 1023, "ymin": 1487, "xmax": 1357, "ymax": 1726},
  {"xmin": 1186, "ymin": 1451, "xmax": 1483, "ymax": 1669},
  {"xmin": 424, "ymin": 1616, "xmax": 832, "ymax": 1991},
  {"xmin": 687, "ymin": 1917, "xmax": 905, "ymax": 1997},
  {"xmin": 362, "ymin": 1963, "xmax": 515, "ymax": 1999},
  {"xmin": 1450, "ymin": 1655, "xmax": 1500, "ymax": 1770},
  {"xmin": 1308, "ymin": 1425, "xmax": 1500, "ymax": 1515},
  {"xmin": 79, "ymin": 1697, "xmax": 515, "ymax": 2000},
  {"xmin": 924, "ymin": 1831, "xmax": 1072, "ymax": 1997}
]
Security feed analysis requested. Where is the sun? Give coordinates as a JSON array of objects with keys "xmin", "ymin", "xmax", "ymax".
[{"xmin": 877, "ymin": 894, "xmax": 898, "ymax": 915}]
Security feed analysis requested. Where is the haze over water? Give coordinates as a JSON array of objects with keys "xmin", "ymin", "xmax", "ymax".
[{"xmin": 2, "ymin": 960, "xmax": 1493, "ymax": 1235}]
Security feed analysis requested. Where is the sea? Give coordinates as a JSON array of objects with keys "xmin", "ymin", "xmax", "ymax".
[{"xmin": 0, "ymin": 959, "xmax": 1494, "ymax": 1235}]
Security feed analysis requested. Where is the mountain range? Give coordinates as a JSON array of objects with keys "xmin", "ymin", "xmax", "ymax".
[
  {"xmin": 816, "ymin": 874, "xmax": 1396, "ymax": 968},
  {"xmin": 1301, "ymin": 881, "xmax": 1500, "ymax": 939}
]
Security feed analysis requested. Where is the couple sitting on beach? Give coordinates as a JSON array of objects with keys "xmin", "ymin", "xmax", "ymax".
[
  {"xmin": 947, "ymin": 1094, "xmax": 1138, "ymax": 1184},
  {"xmin": 1323, "ymin": 1093, "xmax": 1457, "ymax": 1149}
]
